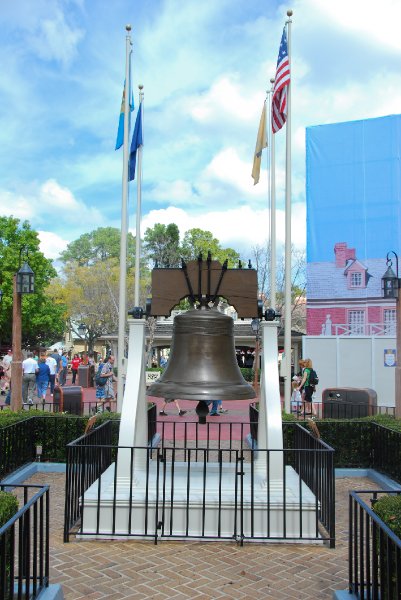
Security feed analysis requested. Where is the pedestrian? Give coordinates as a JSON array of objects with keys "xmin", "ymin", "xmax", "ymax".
[
  {"xmin": 291, "ymin": 375, "xmax": 302, "ymax": 415},
  {"xmin": 22, "ymin": 352, "xmax": 38, "ymax": 404},
  {"xmin": 36, "ymin": 355, "xmax": 50, "ymax": 403},
  {"xmin": 236, "ymin": 350, "xmax": 244, "ymax": 368},
  {"xmin": 244, "ymin": 350, "xmax": 254, "ymax": 368},
  {"xmin": 71, "ymin": 354, "xmax": 81, "ymax": 384},
  {"xmin": 46, "ymin": 352, "xmax": 58, "ymax": 395},
  {"xmin": 208, "ymin": 400, "xmax": 221, "ymax": 416},
  {"xmin": 58, "ymin": 351, "xmax": 68, "ymax": 386},
  {"xmin": 218, "ymin": 400, "xmax": 228, "ymax": 413},
  {"xmin": 50, "ymin": 348, "xmax": 62, "ymax": 376},
  {"xmin": 298, "ymin": 358, "xmax": 316, "ymax": 418},
  {"xmin": 1, "ymin": 349, "xmax": 12, "ymax": 394},
  {"xmin": 95, "ymin": 354, "xmax": 117, "ymax": 412},
  {"xmin": 159, "ymin": 398, "xmax": 186, "ymax": 416}
]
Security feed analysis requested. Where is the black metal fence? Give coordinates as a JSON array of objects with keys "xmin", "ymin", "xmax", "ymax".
[
  {"xmin": 371, "ymin": 423, "xmax": 401, "ymax": 483},
  {"xmin": 0, "ymin": 416, "xmax": 88, "ymax": 478},
  {"xmin": 0, "ymin": 399, "xmax": 115, "ymax": 415},
  {"xmin": 64, "ymin": 420, "xmax": 115, "ymax": 539},
  {"xmin": 0, "ymin": 484, "xmax": 50, "ymax": 600},
  {"xmin": 0, "ymin": 419, "xmax": 36, "ymax": 479},
  {"xmin": 64, "ymin": 420, "xmax": 335, "ymax": 546},
  {"xmin": 349, "ymin": 490, "xmax": 401, "ymax": 599}
]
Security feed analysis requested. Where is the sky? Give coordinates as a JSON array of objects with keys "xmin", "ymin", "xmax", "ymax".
[{"xmin": 1, "ymin": 0, "xmax": 401, "ymax": 263}]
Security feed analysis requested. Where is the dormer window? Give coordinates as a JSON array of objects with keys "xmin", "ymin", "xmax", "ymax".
[{"xmin": 350, "ymin": 272, "xmax": 362, "ymax": 287}]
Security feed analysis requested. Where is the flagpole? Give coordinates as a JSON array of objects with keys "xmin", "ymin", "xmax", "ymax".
[
  {"xmin": 134, "ymin": 85, "xmax": 144, "ymax": 306},
  {"xmin": 117, "ymin": 24, "xmax": 132, "ymax": 412},
  {"xmin": 269, "ymin": 77, "xmax": 277, "ymax": 312},
  {"xmin": 283, "ymin": 10, "xmax": 293, "ymax": 413}
]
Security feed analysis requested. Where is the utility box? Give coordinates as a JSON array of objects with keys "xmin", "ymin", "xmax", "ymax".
[
  {"xmin": 54, "ymin": 385, "xmax": 83, "ymax": 415},
  {"xmin": 322, "ymin": 387, "xmax": 377, "ymax": 418},
  {"xmin": 78, "ymin": 365, "xmax": 89, "ymax": 388}
]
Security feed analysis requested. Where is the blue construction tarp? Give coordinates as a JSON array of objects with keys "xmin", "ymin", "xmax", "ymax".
[{"xmin": 306, "ymin": 114, "xmax": 401, "ymax": 263}]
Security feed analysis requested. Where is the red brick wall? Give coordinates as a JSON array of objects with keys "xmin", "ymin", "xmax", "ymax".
[
  {"xmin": 368, "ymin": 306, "xmax": 381, "ymax": 323},
  {"xmin": 307, "ymin": 307, "xmax": 347, "ymax": 335}
]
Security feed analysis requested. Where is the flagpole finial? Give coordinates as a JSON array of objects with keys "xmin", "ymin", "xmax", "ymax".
[
  {"xmin": 287, "ymin": 9, "xmax": 293, "ymax": 17},
  {"xmin": 270, "ymin": 77, "xmax": 275, "ymax": 84},
  {"xmin": 138, "ymin": 84, "xmax": 143, "ymax": 90},
  {"xmin": 126, "ymin": 24, "xmax": 132, "ymax": 32}
]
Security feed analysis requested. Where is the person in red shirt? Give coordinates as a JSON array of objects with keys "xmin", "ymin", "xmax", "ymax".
[{"xmin": 71, "ymin": 354, "xmax": 81, "ymax": 384}]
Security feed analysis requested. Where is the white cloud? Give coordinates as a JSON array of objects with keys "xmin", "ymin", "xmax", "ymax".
[
  {"xmin": 139, "ymin": 203, "xmax": 306, "ymax": 258},
  {"xmin": 0, "ymin": 179, "xmax": 103, "ymax": 231},
  {"xmin": 151, "ymin": 180, "xmax": 198, "ymax": 205},
  {"xmin": 306, "ymin": 0, "xmax": 401, "ymax": 52},
  {"xmin": 25, "ymin": 4, "xmax": 84, "ymax": 66},
  {"xmin": 188, "ymin": 77, "xmax": 262, "ymax": 124},
  {"xmin": 38, "ymin": 230, "xmax": 69, "ymax": 260}
]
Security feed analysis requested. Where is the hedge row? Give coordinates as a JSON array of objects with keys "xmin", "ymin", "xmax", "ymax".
[{"xmin": 1, "ymin": 409, "xmax": 401, "ymax": 477}]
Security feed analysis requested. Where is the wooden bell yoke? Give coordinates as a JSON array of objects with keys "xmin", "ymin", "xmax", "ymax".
[{"xmin": 148, "ymin": 252, "xmax": 261, "ymax": 318}]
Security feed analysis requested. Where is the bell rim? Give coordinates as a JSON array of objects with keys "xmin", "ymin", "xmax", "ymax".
[{"xmin": 147, "ymin": 381, "xmax": 256, "ymax": 401}]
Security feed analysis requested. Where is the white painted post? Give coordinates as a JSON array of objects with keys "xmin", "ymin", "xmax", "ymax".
[
  {"xmin": 117, "ymin": 318, "xmax": 148, "ymax": 480},
  {"xmin": 256, "ymin": 321, "xmax": 284, "ymax": 483}
]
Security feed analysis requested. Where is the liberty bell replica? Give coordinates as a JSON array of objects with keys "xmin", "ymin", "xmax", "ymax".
[{"xmin": 147, "ymin": 254, "xmax": 261, "ymax": 419}]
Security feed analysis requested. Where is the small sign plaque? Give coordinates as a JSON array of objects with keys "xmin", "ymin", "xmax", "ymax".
[{"xmin": 384, "ymin": 349, "xmax": 397, "ymax": 367}]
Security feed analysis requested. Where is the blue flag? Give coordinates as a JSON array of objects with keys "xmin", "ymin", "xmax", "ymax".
[
  {"xmin": 115, "ymin": 83, "xmax": 134, "ymax": 150},
  {"xmin": 129, "ymin": 103, "xmax": 143, "ymax": 181}
]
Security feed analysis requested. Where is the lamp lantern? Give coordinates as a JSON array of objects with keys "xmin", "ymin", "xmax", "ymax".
[
  {"xmin": 382, "ymin": 252, "xmax": 399, "ymax": 300},
  {"xmin": 78, "ymin": 323, "xmax": 87, "ymax": 337},
  {"xmin": 251, "ymin": 318, "xmax": 260, "ymax": 334},
  {"xmin": 16, "ymin": 262, "xmax": 35, "ymax": 294}
]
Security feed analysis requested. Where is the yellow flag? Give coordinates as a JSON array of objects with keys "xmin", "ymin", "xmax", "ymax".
[{"xmin": 251, "ymin": 102, "xmax": 268, "ymax": 185}]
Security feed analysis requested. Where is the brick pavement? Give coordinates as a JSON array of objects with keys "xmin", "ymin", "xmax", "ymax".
[{"xmin": 21, "ymin": 471, "xmax": 377, "ymax": 599}]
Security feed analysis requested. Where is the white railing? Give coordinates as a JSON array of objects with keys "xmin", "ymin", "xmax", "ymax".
[{"xmin": 332, "ymin": 323, "xmax": 396, "ymax": 337}]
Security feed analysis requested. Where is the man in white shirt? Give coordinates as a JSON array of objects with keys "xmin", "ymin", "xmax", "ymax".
[
  {"xmin": 22, "ymin": 352, "xmax": 38, "ymax": 404},
  {"xmin": 46, "ymin": 353, "xmax": 58, "ymax": 396}
]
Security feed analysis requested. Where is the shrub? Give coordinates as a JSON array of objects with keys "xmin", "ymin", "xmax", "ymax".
[
  {"xmin": 0, "ymin": 490, "xmax": 19, "ymax": 591},
  {"xmin": 0, "ymin": 491, "xmax": 18, "ymax": 528},
  {"xmin": 372, "ymin": 494, "xmax": 401, "ymax": 599},
  {"xmin": 240, "ymin": 367, "xmax": 260, "ymax": 382},
  {"xmin": 373, "ymin": 494, "xmax": 401, "ymax": 539}
]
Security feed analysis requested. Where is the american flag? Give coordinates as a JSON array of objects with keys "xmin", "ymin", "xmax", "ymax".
[{"xmin": 272, "ymin": 27, "xmax": 290, "ymax": 133}]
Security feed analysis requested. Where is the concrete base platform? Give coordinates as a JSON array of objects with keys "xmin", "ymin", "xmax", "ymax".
[{"xmin": 80, "ymin": 461, "xmax": 319, "ymax": 542}]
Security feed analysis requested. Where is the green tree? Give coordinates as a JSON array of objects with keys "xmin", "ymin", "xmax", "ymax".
[
  {"xmin": 143, "ymin": 223, "xmax": 181, "ymax": 267},
  {"xmin": 59, "ymin": 227, "xmax": 137, "ymax": 267},
  {"xmin": 181, "ymin": 228, "xmax": 240, "ymax": 267},
  {"xmin": 51, "ymin": 261, "xmax": 122, "ymax": 352},
  {"xmin": 0, "ymin": 216, "xmax": 66, "ymax": 348}
]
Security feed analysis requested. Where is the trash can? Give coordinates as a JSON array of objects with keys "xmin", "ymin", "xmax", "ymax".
[
  {"xmin": 78, "ymin": 365, "xmax": 90, "ymax": 388},
  {"xmin": 54, "ymin": 385, "xmax": 83, "ymax": 415},
  {"xmin": 322, "ymin": 388, "xmax": 377, "ymax": 418},
  {"xmin": 88, "ymin": 364, "xmax": 95, "ymax": 387}
]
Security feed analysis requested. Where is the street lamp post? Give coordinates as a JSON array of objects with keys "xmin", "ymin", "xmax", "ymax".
[
  {"xmin": 382, "ymin": 251, "xmax": 401, "ymax": 417},
  {"xmin": 251, "ymin": 318, "xmax": 260, "ymax": 398},
  {"xmin": 11, "ymin": 258, "xmax": 35, "ymax": 412}
]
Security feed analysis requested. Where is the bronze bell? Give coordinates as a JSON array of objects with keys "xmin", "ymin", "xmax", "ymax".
[{"xmin": 147, "ymin": 308, "xmax": 256, "ymax": 402}]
